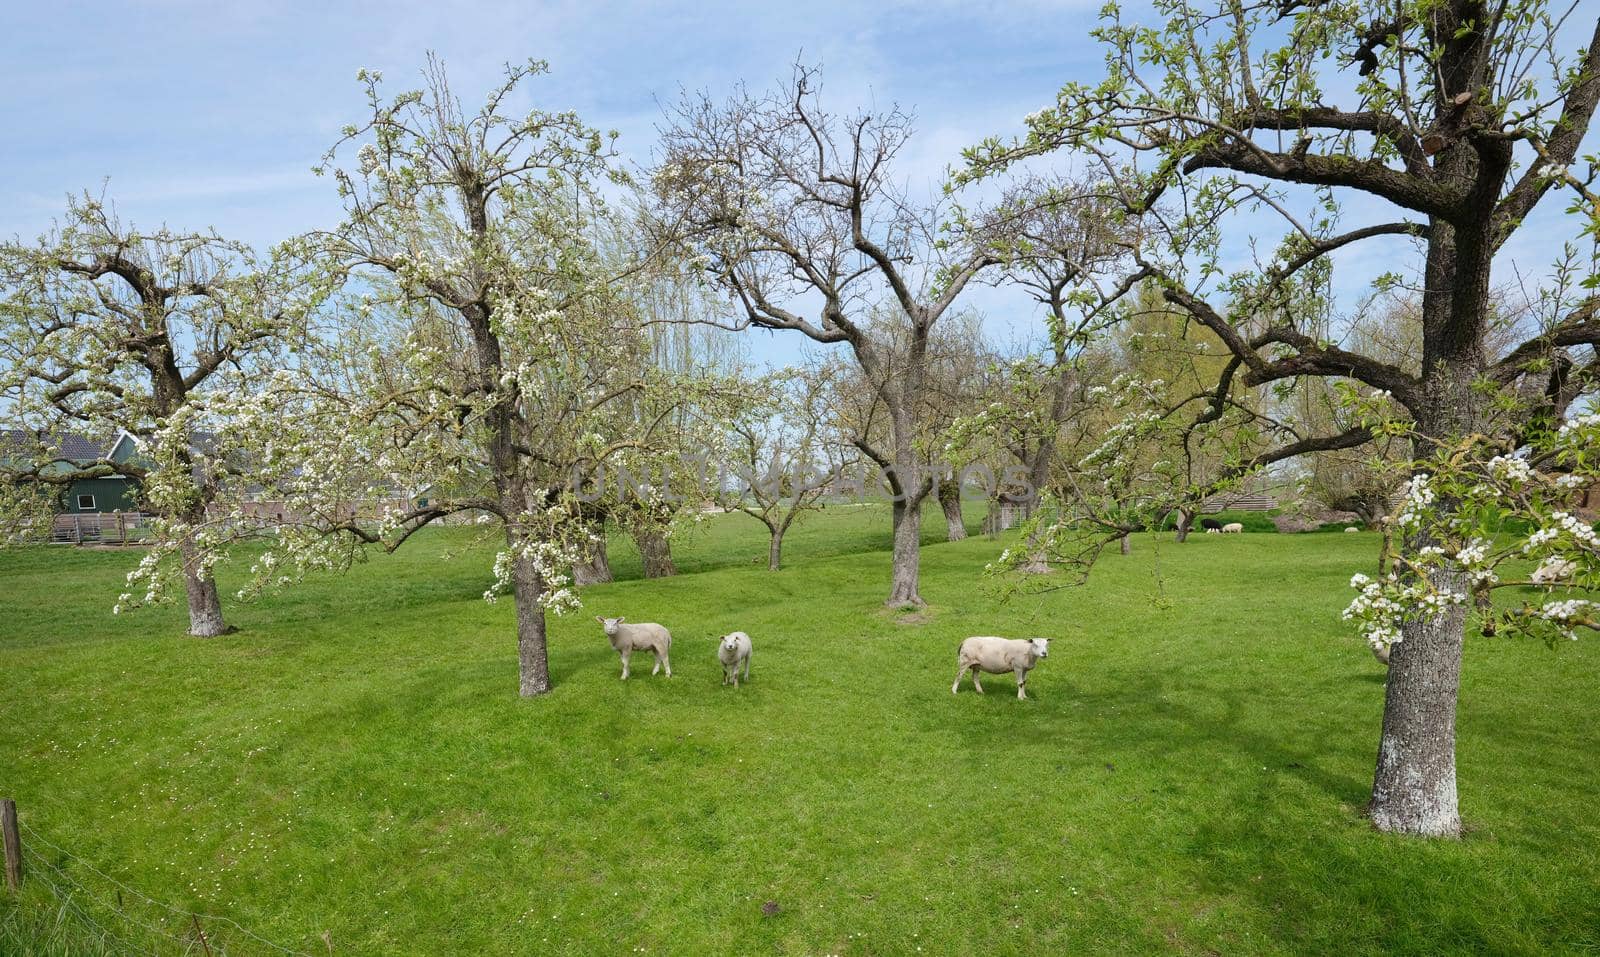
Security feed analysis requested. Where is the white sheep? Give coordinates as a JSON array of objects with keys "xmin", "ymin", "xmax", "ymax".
[
  {"xmin": 1530, "ymin": 557, "xmax": 1577, "ymax": 585},
  {"xmin": 717, "ymin": 631, "xmax": 753, "ymax": 687},
  {"xmin": 595, "ymin": 616, "xmax": 672, "ymax": 679},
  {"xmin": 1345, "ymin": 526, "xmax": 1360, "ymax": 533},
  {"xmin": 1222, "ymin": 522, "xmax": 1244, "ymax": 534},
  {"xmin": 952, "ymin": 636, "xmax": 1050, "ymax": 700},
  {"xmin": 1205, "ymin": 527, "xmax": 1221, "ymax": 534},
  {"xmin": 1371, "ymin": 642, "xmax": 1391, "ymax": 666}
]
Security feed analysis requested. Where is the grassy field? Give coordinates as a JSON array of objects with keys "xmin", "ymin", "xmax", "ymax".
[{"xmin": 1, "ymin": 504, "xmax": 1598, "ymax": 955}]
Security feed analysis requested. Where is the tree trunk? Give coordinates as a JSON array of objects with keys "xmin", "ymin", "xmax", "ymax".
[
  {"xmin": 1119, "ymin": 533, "xmax": 1131, "ymax": 555},
  {"xmin": 886, "ymin": 497, "xmax": 924, "ymax": 606},
  {"xmin": 572, "ymin": 526, "xmax": 613, "ymax": 586},
  {"xmin": 634, "ymin": 527, "xmax": 677, "ymax": 578},
  {"xmin": 982, "ymin": 495, "xmax": 1003, "ymax": 537},
  {"xmin": 1369, "ymin": 562, "xmax": 1465, "ymax": 836},
  {"xmin": 1369, "ymin": 219, "xmax": 1487, "ymax": 838},
  {"xmin": 180, "ymin": 538, "xmax": 229, "ymax": 637},
  {"xmin": 938, "ymin": 478, "xmax": 967, "ymax": 541},
  {"xmin": 1174, "ymin": 507, "xmax": 1195, "ymax": 543},
  {"xmin": 511, "ymin": 549, "xmax": 551, "ymax": 697},
  {"xmin": 767, "ymin": 527, "xmax": 784, "ymax": 571}
]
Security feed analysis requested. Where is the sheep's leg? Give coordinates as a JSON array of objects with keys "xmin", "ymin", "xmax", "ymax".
[
  {"xmin": 1015, "ymin": 668, "xmax": 1028, "ymax": 700},
  {"xmin": 743, "ymin": 652, "xmax": 751, "ymax": 682},
  {"xmin": 952, "ymin": 663, "xmax": 968, "ymax": 695},
  {"xmin": 620, "ymin": 649, "xmax": 631, "ymax": 680},
  {"xmin": 661, "ymin": 651, "xmax": 671, "ymax": 678},
  {"xmin": 652, "ymin": 653, "xmax": 661, "ymax": 676},
  {"xmin": 971, "ymin": 669, "xmax": 984, "ymax": 694}
]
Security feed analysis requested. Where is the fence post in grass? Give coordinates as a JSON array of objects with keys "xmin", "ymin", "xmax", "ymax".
[
  {"xmin": 2, "ymin": 798, "xmax": 20, "ymax": 891},
  {"xmin": 191, "ymin": 914, "xmax": 212, "ymax": 956}
]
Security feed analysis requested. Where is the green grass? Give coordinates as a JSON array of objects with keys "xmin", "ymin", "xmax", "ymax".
[{"xmin": 1, "ymin": 505, "xmax": 1598, "ymax": 955}]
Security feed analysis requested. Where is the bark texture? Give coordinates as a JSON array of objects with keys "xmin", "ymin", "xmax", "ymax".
[
  {"xmin": 886, "ymin": 498, "xmax": 924, "ymax": 606},
  {"xmin": 939, "ymin": 478, "xmax": 967, "ymax": 541},
  {"xmin": 767, "ymin": 526, "xmax": 785, "ymax": 571},
  {"xmin": 572, "ymin": 527, "xmax": 613, "ymax": 586},
  {"xmin": 511, "ymin": 551, "xmax": 551, "ymax": 697},
  {"xmin": 180, "ymin": 539, "xmax": 229, "ymax": 637},
  {"xmin": 634, "ymin": 527, "xmax": 678, "ymax": 579}
]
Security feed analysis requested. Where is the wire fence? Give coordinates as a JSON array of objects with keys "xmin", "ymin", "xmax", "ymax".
[{"xmin": 5, "ymin": 811, "xmax": 321, "ymax": 957}]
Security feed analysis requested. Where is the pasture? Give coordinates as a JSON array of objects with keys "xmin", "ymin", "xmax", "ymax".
[{"xmin": 1, "ymin": 507, "xmax": 1597, "ymax": 954}]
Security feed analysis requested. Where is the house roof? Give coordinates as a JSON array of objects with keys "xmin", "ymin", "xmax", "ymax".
[{"xmin": 0, "ymin": 429, "xmax": 117, "ymax": 464}]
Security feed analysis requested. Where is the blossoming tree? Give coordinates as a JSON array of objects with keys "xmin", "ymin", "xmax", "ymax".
[
  {"xmin": 0, "ymin": 195, "xmax": 327, "ymax": 636},
  {"xmin": 964, "ymin": 0, "xmax": 1600, "ymax": 835},
  {"xmin": 250, "ymin": 57, "xmax": 699, "ymax": 696}
]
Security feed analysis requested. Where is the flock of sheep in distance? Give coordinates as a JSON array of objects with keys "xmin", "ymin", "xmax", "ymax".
[{"xmin": 595, "ymin": 616, "xmax": 1052, "ymax": 699}]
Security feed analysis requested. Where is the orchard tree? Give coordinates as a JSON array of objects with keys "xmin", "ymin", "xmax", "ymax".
[
  {"xmin": 256, "ymin": 57, "xmax": 690, "ymax": 697},
  {"xmin": 655, "ymin": 65, "xmax": 998, "ymax": 606},
  {"xmin": 722, "ymin": 363, "xmax": 850, "ymax": 570},
  {"xmin": 0, "ymin": 195, "xmax": 326, "ymax": 636},
  {"xmin": 966, "ymin": 0, "xmax": 1600, "ymax": 835}
]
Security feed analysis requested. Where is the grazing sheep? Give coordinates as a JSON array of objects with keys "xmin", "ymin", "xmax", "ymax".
[
  {"xmin": 1221, "ymin": 522, "xmax": 1244, "ymax": 534},
  {"xmin": 1205, "ymin": 527, "xmax": 1221, "ymax": 534},
  {"xmin": 1371, "ymin": 642, "xmax": 1391, "ymax": 665},
  {"xmin": 594, "ymin": 616, "xmax": 672, "ymax": 679},
  {"xmin": 717, "ymin": 631, "xmax": 753, "ymax": 687},
  {"xmin": 952, "ymin": 636, "xmax": 1050, "ymax": 700},
  {"xmin": 1345, "ymin": 526, "xmax": 1360, "ymax": 533},
  {"xmin": 1200, "ymin": 518, "xmax": 1224, "ymax": 532}
]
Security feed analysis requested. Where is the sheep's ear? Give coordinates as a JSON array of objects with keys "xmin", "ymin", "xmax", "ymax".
[
  {"xmin": 616, "ymin": 616, "xmax": 626, "ymax": 623},
  {"xmin": 594, "ymin": 616, "xmax": 605, "ymax": 625}
]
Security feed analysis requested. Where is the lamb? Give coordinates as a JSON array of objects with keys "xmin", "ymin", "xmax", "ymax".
[
  {"xmin": 1221, "ymin": 522, "xmax": 1244, "ymax": 534},
  {"xmin": 1530, "ymin": 557, "xmax": 1577, "ymax": 584},
  {"xmin": 1200, "ymin": 518, "xmax": 1223, "ymax": 532},
  {"xmin": 594, "ymin": 616, "xmax": 672, "ymax": 679},
  {"xmin": 717, "ymin": 631, "xmax": 753, "ymax": 687},
  {"xmin": 952, "ymin": 636, "xmax": 1050, "ymax": 700},
  {"xmin": 1345, "ymin": 526, "xmax": 1360, "ymax": 533}
]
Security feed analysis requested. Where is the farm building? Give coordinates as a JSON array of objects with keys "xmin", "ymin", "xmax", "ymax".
[{"xmin": 0, "ymin": 429, "xmax": 142, "ymax": 514}]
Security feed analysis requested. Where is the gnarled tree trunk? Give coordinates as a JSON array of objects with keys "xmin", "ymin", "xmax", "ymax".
[
  {"xmin": 634, "ymin": 527, "xmax": 677, "ymax": 579},
  {"xmin": 572, "ymin": 525, "xmax": 613, "ymax": 586},
  {"xmin": 938, "ymin": 478, "xmax": 967, "ymax": 541},
  {"xmin": 1173, "ymin": 507, "xmax": 1195, "ymax": 543},
  {"xmin": 886, "ymin": 497, "xmax": 924, "ymax": 605},
  {"xmin": 179, "ymin": 536, "xmax": 228, "ymax": 637}
]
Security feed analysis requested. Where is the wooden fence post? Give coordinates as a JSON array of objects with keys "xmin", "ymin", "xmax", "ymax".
[{"xmin": 2, "ymin": 798, "xmax": 21, "ymax": 891}]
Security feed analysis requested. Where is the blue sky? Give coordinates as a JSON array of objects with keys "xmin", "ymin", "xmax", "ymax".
[{"xmin": 2, "ymin": 1, "xmax": 1593, "ymax": 365}]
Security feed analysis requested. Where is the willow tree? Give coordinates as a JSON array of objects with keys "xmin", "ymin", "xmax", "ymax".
[
  {"xmin": 272, "ymin": 57, "xmax": 680, "ymax": 696},
  {"xmin": 966, "ymin": 1, "xmax": 1600, "ymax": 836},
  {"xmin": 655, "ymin": 66, "xmax": 998, "ymax": 606},
  {"xmin": 0, "ymin": 195, "xmax": 325, "ymax": 636}
]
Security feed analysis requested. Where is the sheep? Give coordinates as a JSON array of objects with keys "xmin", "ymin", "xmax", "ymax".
[
  {"xmin": 1205, "ymin": 527, "xmax": 1221, "ymax": 534},
  {"xmin": 1530, "ymin": 557, "xmax": 1577, "ymax": 585},
  {"xmin": 1371, "ymin": 642, "xmax": 1391, "ymax": 666},
  {"xmin": 1345, "ymin": 526, "xmax": 1360, "ymax": 533},
  {"xmin": 717, "ymin": 631, "xmax": 753, "ymax": 687},
  {"xmin": 1221, "ymin": 522, "xmax": 1244, "ymax": 534},
  {"xmin": 952, "ymin": 636, "xmax": 1050, "ymax": 700},
  {"xmin": 594, "ymin": 616, "xmax": 672, "ymax": 679},
  {"xmin": 1200, "ymin": 518, "xmax": 1223, "ymax": 532}
]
